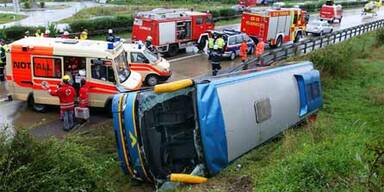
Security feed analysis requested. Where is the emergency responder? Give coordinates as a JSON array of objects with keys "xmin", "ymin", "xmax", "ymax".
[
  {"xmin": 210, "ymin": 45, "xmax": 222, "ymax": 76},
  {"xmin": 106, "ymin": 29, "xmax": 116, "ymax": 42},
  {"xmin": 80, "ymin": 29, "xmax": 88, "ymax": 40},
  {"xmin": 216, "ymin": 34, "xmax": 225, "ymax": 53},
  {"xmin": 208, "ymin": 35, "xmax": 215, "ymax": 53},
  {"xmin": 62, "ymin": 31, "xmax": 70, "ymax": 39},
  {"xmin": 79, "ymin": 79, "xmax": 89, "ymax": 108},
  {"xmin": 24, "ymin": 31, "xmax": 30, "ymax": 38},
  {"xmin": 0, "ymin": 40, "xmax": 6, "ymax": 81},
  {"xmin": 35, "ymin": 29, "xmax": 43, "ymax": 37},
  {"xmin": 145, "ymin": 36, "xmax": 155, "ymax": 52},
  {"xmin": 43, "ymin": 29, "xmax": 50, "ymax": 37},
  {"xmin": 43, "ymin": 75, "xmax": 76, "ymax": 131},
  {"xmin": 255, "ymin": 39, "xmax": 265, "ymax": 66},
  {"xmin": 240, "ymin": 39, "xmax": 249, "ymax": 70}
]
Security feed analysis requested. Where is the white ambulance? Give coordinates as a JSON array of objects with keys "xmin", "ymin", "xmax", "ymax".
[{"xmin": 5, "ymin": 37, "xmax": 142, "ymax": 112}]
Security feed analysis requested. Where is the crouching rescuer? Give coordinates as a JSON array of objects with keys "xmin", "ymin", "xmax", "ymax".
[{"xmin": 43, "ymin": 75, "xmax": 76, "ymax": 131}]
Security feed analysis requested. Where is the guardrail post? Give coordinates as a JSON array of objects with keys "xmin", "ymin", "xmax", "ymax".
[
  {"xmin": 333, "ymin": 33, "xmax": 336, "ymax": 44},
  {"xmin": 312, "ymin": 39, "xmax": 316, "ymax": 51},
  {"xmin": 303, "ymin": 42, "xmax": 307, "ymax": 54},
  {"xmin": 320, "ymin": 37, "xmax": 323, "ymax": 48}
]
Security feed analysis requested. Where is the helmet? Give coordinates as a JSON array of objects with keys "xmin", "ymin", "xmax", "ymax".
[
  {"xmin": 108, "ymin": 29, "xmax": 113, "ymax": 34},
  {"xmin": 146, "ymin": 36, "xmax": 152, "ymax": 41},
  {"xmin": 213, "ymin": 45, "xmax": 219, "ymax": 50},
  {"xmin": 63, "ymin": 31, "xmax": 69, "ymax": 36},
  {"xmin": 62, "ymin": 75, "xmax": 70, "ymax": 82}
]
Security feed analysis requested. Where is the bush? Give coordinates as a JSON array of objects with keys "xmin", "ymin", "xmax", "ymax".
[
  {"xmin": 218, "ymin": 8, "xmax": 237, "ymax": 17},
  {"xmin": 308, "ymin": 34, "xmax": 373, "ymax": 78},
  {"xmin": 23, "ymin": 2, "xmax": 31, "ymax": 9},
  {"xmin": 0, "ymin": 26, "xmax": 45, "ymax": 42},
  {"xmin": 69, "ymin": 16, "xmax": 134, "ymax": 33},
  {"xmin": 375, "ymin": 28, "xmax": 384, "ymax": 47}
]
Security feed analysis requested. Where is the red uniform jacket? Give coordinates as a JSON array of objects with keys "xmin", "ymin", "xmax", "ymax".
[
  {"xmin": 49, "ymin": 83, "xmax": 76, "ymax": 110},
  {"xmin": 79, "ymin": 84, "xmax": 89, "ymax": 107},
  {"xmin": 239, "ymin": 42, "xmax": 248, "ymax": 61}
]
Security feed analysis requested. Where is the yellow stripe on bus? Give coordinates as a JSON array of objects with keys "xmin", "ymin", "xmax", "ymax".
[
  {"xmin": 131, "ymin": 93, "xmax": 152, "ymax": 182},
  {"xmin": 118, "ymin": 94, "xmax": 134, "ymax": 176}
]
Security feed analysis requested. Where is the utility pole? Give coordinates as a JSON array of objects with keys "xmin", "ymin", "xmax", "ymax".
[{"xmin": 13, "ymin": 0, "xmax": 20, "ymax": 13}]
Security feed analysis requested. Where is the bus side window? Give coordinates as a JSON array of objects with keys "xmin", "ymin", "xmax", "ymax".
[{"xmin": 91, "ymin": 59, "xmax": 115, "ymax": 83}]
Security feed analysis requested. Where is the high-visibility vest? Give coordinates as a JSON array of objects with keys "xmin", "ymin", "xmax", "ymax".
[
  {"xmin": 80, "ymin": 32, "xmax": 88, "ymax": 40},
  {"xmin": 208, "ymin": 38, "xmax": 214, "ymax": 49},
  {"xmin": 216, "ymin": 38, "xmax": 225, "ymax": 49},
  {"xmin": 239, "ymin": 42, "xmax": 248, "ymax": 60},
  {"xmin": 255, "ymin": 41, "xmax": 265, "ymax": 57}
]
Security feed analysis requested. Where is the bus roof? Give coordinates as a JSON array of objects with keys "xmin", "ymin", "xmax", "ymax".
[{"xmin": 10, "ymin": 37, "xmax": 123, "ymax": 58}]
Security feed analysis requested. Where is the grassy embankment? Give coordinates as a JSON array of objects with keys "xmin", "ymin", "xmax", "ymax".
[
  {"xmin": 1, "ymin": 27, "xmax": 384, "ymax": 192},
  {"xmin": 179, "ymin": 31, "xmax": 384, "ymax": 191},
  {"xmin": 0, "ymin": 13, "xmax": 25, "ymax": 24}
]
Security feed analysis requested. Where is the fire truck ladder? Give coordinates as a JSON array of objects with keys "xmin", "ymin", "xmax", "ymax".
[{"xmin": 137, "ymin": 8, "xmax": 191, "ymax": 19}]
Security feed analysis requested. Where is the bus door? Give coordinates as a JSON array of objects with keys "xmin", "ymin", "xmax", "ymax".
[{"xmin": 31, "ymin": 55, "xmax": 63, "ymax": 105}]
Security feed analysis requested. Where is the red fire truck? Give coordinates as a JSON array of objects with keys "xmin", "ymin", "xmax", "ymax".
[
  {"xmin": 320, "ymin": 0, "xmax": 343, "ymax": 23},
  {"xmin": 132, "ymin": 8, "xmax": 214, "ymax": 57},
  {"xmin": 240, "ymin": 8, "xmax": 307, "ymax": 48},
  {"xmin": 239, "ymin": 0, "xmax": 257, "ymax": 7}
]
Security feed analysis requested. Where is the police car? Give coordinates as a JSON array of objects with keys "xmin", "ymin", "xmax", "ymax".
[{"xmin": 218, "ymin": 29, "xmax": 255, "ymax": 60}]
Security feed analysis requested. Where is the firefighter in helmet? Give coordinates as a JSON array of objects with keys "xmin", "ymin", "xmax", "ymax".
[
  {"xmin": 62, "ymin": 31, "xmax": 70, "ymax": 39},
  {"xmin": 210, "ymin": 45, "xmax": 222, "ymax": 76},
  {"xmin": 145, "ymin": 36, "xmax": 155, "ymax": 52},
  {"xmin": 106, "ymin": 29, "xmax": 116, "ymax": 42}
]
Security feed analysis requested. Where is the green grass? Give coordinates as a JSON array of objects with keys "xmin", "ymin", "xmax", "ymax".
[
  {"xmin": 178, "ymin": 33, "xmax": 384, "ymax": 191},
  {"xmin": 59, "ymin": 3, "xmax": 232, "ymax": 23},
  {"xmin": 215, "ymin": 17, "xmax": 241, "ymax": 26},
  {"xmin": 0, "ymin": 13, "xmax": 26, "ymax": 24}
]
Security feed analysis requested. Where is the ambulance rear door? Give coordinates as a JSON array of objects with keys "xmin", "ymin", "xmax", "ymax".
[{"xmin": 31, "ymin": 55, "xmax": 64, "ymax": 105}]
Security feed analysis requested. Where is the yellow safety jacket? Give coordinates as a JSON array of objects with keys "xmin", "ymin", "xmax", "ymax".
[
  {"xmin": 208, "ymin": 38, "xmax": 214, "ymax": 49},
  {"xmin": 216, "ymin": 37, "xmax": 225, "ymax": 49},
  {"xmin": 80, "ymin": 31, "xmax": 88, "ymax": 40}
]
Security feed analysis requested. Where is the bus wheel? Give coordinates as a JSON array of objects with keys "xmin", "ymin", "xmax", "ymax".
[
  {"xmin": 146, "ymin": 74, "xmax": 159, "ymax": 86},
  {"xmin": 28, "ymin": 95, "xmax": 47, "ymax": 112}
]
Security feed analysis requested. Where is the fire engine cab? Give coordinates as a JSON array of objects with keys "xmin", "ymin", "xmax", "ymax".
[
  {"xmin": 239, "ymin": 0, "xmax": 257, "ymax": 7},
  {"xmin": 5, "ymin": 37, "xmax": 142, "ymax": 112},
  {"xmin": 320, "ymin": 0, "xmax": 343, "ymax": 23},
  {"xmin": 241, "ymin": 7, "xmax": 307, "ymax": 48},
  {"xmin": 132, "ymin": 8, "xmax": 214, "ymax": 57}
]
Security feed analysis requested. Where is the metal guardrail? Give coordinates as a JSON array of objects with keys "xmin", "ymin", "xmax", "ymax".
[{"xmin": 223, "ymin": 19, "xmax": 384, "ymax": 73}]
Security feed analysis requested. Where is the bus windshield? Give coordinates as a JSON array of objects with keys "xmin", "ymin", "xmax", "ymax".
[{"xmin": 115, "ymin": 51, "xmax": 131, "ymax": 83}]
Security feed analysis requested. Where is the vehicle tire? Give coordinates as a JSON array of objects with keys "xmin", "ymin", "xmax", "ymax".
[
  {"xmin": 248, "ymin": 46, "xmax": 254, "ymax": 54},
  {"xmin": 146, "ymin": 74, "xmax": 159, "ymax": 86},
  {"xmin": 28, "ymin": 95, "xmax": 47, "ymax": 112},
  {"xmin": 167, "ymin": 44, "xmax": 178, "ymax": 57},
  {"xmin": 230, "ymin": 51, "xmax": 236, "ymax": 60},
  {"xmin": 294, "ymin": 32, "xmax": 302, "ymax": 43},
  {"xmin": 276, "ymin": 36, "xmax": 283, "ymax": 48}
]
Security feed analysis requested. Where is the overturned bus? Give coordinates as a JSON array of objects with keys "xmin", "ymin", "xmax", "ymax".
[{"xmin": 112, "ymin": 61, "xmax": 323, "ymax": 184}]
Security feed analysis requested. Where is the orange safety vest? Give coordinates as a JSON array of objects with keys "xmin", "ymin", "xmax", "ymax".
[
  {"xmin": 255, "ymin": 41, "xmax": 265, "ymax": 57},
  {"xmin": 239, "ymin": 42, "xmax": 248, "ymax": 61}
]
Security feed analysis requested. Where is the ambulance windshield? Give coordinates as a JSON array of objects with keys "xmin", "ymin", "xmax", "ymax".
[
  {"xmin": 143, "ymin": 49, "xmax": 159, "ymax": 63},
  {"xmin": 115, "ymin": 51, "xmax": 131, "ymax": 83}
]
